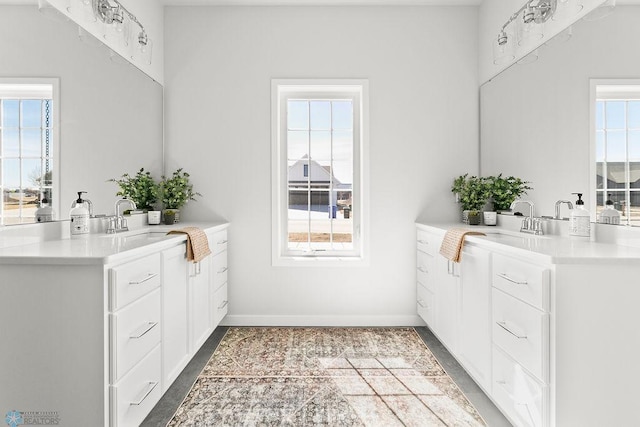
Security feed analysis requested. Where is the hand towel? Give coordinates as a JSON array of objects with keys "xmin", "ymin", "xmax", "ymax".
[
  {"xmin": 167, "ymin": 227, "xmax": 212, "ymax": 263},
  {"xmin": 439, "ymin": 228, "xmax": 486, "ymax": 263}
]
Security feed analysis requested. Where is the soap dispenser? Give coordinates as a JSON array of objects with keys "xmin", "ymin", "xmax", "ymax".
[
  {"xmin": 599, "ymin": 193, "xmax": 621, "ymax": 225},
  {"xmin": 70, "ymin": 191, "xmax": 90, "ymax": 237},
  {"xmin": 35, "ymin": 197, "xmax": 54, "ymax": 223},
  {"xmin": 569, "ymin": 193, "xmax": 591, "ymax": 237}
]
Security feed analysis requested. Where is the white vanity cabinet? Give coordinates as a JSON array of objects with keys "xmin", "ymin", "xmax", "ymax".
[
  {"xmin": 458, "ymin": 244, "xmax": 491, "ymax": 391},
  {"xmin": 417, "ymin": 222, "xmax": 640, "ymax": 426},
  {"xmin": 0, "ymin": 222, "xmax": 229, "ymax": 427},
  {"xmin": 416, "ymin": 228, "xmax": 491, "ymax": 388},
  {"xmin": 416, "ymin": 229, "xmax": 436, "ymax": 328},
  {"xmin": 109, "ymin": 252, "xmax": 164, "ymax": 427},
  {"xmin": 210, "ymin": 228, "xmax": 229, "ymax": 327},
  {"xmin": 490, "ymin": 252, "xmax": 550, "ymax": 427},
  {"xmin": 161, "ymin": 244, "xmax": 190, "ymax": 392}
]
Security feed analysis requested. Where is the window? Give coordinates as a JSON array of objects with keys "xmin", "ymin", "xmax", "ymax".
[
  {"xmin": 592, "ymin": 81, "xmax": 640, "ymax": 226},
  {"xmin": 0, "ymin": 79, "xmax": 58, "ymax": 225},
  {"xmin": 272, "ymin": 80, "xmax": 368, "ymax": 263}
]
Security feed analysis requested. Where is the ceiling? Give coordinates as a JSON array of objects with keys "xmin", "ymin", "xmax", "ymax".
[
  {"xmin": 160, "ymin": 0, "xmax": 482, "ymax": 4},
  {"xmin": 0, "ymin": 0, "xmax": 483, "ymax": 5},
  {"xmin": 6, "ymin": 0, "xmax": 640, "ymax": 5}
]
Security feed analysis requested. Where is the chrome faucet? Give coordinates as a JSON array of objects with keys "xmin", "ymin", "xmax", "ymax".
[
  {"xmin": 510, "ymin": 199, "xmax": 543, "ymax": 235},
  {"xmin": 108, "ymin": 198, "xmax": 137, "ymax": 233},
  {"xmin": 554, "ymin": 200, "xmax": 574, "ymax": 220}
]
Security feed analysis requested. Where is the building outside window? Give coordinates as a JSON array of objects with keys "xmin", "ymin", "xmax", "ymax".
[
  {"xmin": 594, "ymin": 83, "xmax": 640, "ymax": 226},
  {"xmin": 272, "ymin": 80, "xmax": 368, "ymax": 263},
  {"xmin": 0, "ymin": 80, "xmax": 57, "ymax": 225}
]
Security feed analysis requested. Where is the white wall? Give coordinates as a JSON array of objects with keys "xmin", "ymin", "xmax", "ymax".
[
  {"xmin": 0, "ymin": 6, "xmax": 163, "ymax": 217},
  {"xmin": 165, "ymin": 6, "xmax": 479, "ymax": 325},
  {"xmin": 480, "ymin": 7, "xmax": 640, "ymax": 218}
]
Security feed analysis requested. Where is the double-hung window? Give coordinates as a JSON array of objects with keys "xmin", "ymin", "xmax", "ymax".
[
  {"xmin": 272, "ymin": 80, "xmax": 368, "ymax": 263},
  {"xmin": 0, "ymin": 79, "xmax": 58, "ymax": 225},
  {"xmin": 592, "ymin": 81, "xmax": 640, "ymax": 226}
]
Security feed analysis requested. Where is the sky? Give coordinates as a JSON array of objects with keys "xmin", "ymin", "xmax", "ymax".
[
  {"xmin": 1, "ymin": 99, "xmax": 50, "ymax": 189},
  {"xmin": 287, "ymin": 100, "xmax": 354, "ymax": 185}
]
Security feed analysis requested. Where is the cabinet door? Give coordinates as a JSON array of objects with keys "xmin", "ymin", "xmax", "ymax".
[
  {"xmin": 189, "ymin": 259, "xmax": 211, "ymax": 354},
  {"xmin": 459, "ymin": 245, "xmax": 491, "ymax": 390},
  {"xmin": 434, "ymin": 247, "xmax": 460, "ymax": 354},
  {"xmin": 161, "ymin": 245, "xmax": 189, "ymax": 392}
]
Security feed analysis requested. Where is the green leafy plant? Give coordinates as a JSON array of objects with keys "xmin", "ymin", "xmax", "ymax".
[
  {"xmin": 487, "ymin": 174, "xmax": 532, "ymax": 211},
  {"xmin": 108, "ymin": 168, "xmax": 159, "ymax": 211},
  {"xmin": 451, "ymin": 174, "xmax": 490, "ymax": 211},
  {"xmin": 160, "ymin": 168, "xmax": 201, "ymax": 210}
]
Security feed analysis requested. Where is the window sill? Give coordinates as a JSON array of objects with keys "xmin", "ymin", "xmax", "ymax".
[{"xmin": 273, "ymin": 255, "xmax": 368, "ymax": 268}]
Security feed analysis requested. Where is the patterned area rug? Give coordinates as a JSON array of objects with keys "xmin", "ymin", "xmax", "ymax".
[{"xmin": 168, "ymin": 327, "xmax": 485, "ymax": 426}]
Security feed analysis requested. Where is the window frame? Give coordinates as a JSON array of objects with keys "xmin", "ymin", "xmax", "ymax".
[
  {"xmin": 271, "ymin": 79, "xmax": 369, "ymax": 266},
  {"xmin": 0, "ymin": 77, "xmax": 60, "ymax": 225},
  {"xmin": 590, "ymin": 79, "xmax": 640, "ymax": 226}
]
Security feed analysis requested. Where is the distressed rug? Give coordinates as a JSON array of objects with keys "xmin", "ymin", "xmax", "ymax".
[{"xmin": 167, "ymin": 327, "xmax": 485, "ymax": 426}]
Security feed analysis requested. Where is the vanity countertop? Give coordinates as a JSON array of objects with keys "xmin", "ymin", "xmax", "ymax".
[
  {"xmin": 417, "ymin": 221, "xmax": 640, "ymax": 265},
  {"xmin": 0, "ymin": 221, "xmax": 229, "ymax": 266}
]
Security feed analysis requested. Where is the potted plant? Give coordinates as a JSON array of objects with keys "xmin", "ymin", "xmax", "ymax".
[
  {"xmin": 108, "ymin": 168, "xmax": 159, "ymax": 213},
  {"xmin": 160, "ymin": 168, "xmax": 201, "ymax": 223},
  {"xmin": 488, "ymin": 174, "xmax": 532, "ymax": 212},
  {"xmin": 451, "ymin": 175, "xmax": 490, "ymax": 225}
]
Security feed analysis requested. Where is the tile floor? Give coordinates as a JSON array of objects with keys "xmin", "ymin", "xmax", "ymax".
[{"xmin": 142, "ymin": 327, "xmax": 511, "ymax": 426}]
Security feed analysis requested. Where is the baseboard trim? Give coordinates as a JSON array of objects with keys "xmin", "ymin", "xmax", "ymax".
[{"xmin": 219, "ymin": 314, "xmax": 426, "ymax": 327}]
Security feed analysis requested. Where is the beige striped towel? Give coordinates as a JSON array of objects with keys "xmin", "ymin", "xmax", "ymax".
[
  {"xmin": 167, "ymin": 227, "xmax": 212, "ymax": 262},
  {"xmin": 439, "ymin": 228, "xmax": 486, "ymax": 263}
]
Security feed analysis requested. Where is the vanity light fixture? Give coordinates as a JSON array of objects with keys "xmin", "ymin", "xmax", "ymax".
[
  {"xmin": 93, "ymin": 0, "xmax": 152, "ymax": 65},
  {"xmin": 493, "ymin": 0, "xmax": 557, "ymax": 64}
]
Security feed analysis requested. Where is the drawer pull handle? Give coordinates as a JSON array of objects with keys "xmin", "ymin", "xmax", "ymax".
[
  {"xmin": 497, "ymin": 273, "xmax": 528, "ymax": 285},
  {"xmin": 417, "ymin": 240, "xmax": 428, "ymax": 245},
  {"xmin": 218, "ymin": 300, "xmax": 229, "ymax": 310},
  {"xmin": 496, "ymin": 321, "xmax": 527, "ymax": 339},
  {"xmin": 217, "ymin": 239, "xmax": 228, "ymax": 245},
  {"xmin": 190, "ymin": 262, "xmax": 202, "ymax": 277},
  {"xmin": 417, "ymin": 266, "xmax": 428, "ymax": 273},
  {"xmin": 130, "ymin": 322, "xmax": 158, "ymax": 339},
  {"xmin": 130, "ymin": 381, "xmax": 158, "ymax": 406},
  {"xmin": 129, "ymin": 273, "xmax": 158, "ymax": 285},
  {"xmin": 417, "ymin": 299, "xmax": 427, "ymax": 309},
  {"xmin": 218, "ymin": 267, "xmax": 228, "ymax": 274}
]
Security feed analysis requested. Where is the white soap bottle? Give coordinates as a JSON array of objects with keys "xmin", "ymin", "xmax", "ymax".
[
  {"xmin": 70, "ymin": 191, "xmax": 90, "ymax": 237},
  {"xmin": 35, "ymin": 197, "xmax": 54, "ymax": 223},
  {"xmin": 569, "ymin": 193, "xmax": 591, "ymax": 237},
  {"xmin": 599, "ymin": 194, "xmax": 621, "ymax": 225}
]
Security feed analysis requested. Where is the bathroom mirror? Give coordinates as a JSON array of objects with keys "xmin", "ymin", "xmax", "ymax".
[
  {"xmin": 480, "ymin": 5, "xmax": 640, "ymax": 225},
  {"xmin": 0, "ymin": 5, "xmax": 163, "ymax": 225}
]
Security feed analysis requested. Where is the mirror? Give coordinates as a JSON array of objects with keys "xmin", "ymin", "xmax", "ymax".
[
  {"xmin": 480, "ymin": 6, "xmax": 640, "ymax": 225},
  {"xmin": 0, "ymin": 5, "xmax": 163, "ymax": 224}
]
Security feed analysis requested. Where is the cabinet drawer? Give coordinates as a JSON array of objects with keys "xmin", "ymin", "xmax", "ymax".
[
  {"xmin": 493, "ymin": 253, "xmax": 549, "ymax": 311},
  {"xmin": 110, "ymin": 344, "xmax": 162, "ymax": 427},
  {"xmin": 211, "ymin": 252, "xmax": 228, "ymax": 291},
  {"xmin": 416, "ymin": 250, "xmax": 434, "ymax": 292},
  {"xmin": 417, "ymin": 283, "xmax": 435, "ymax": 327},
  {"xmin": 214, "ymin": 282, "xmax": 228, "ymax": 325},
  {"xmin": 211, "ymin": 229, "xmax": 228, "ymax": 255},
  {"xmin": 492, "ymin": 288, "xmax": 547, "ymax": 382},
  {"xmin": 110, "ymin": 252, "xmax": 161, "ymax": 311},
  {"xmin": 111, "ymin": 289, "xmax": 161, "ymax": 382},
  {"xmin": 492, "ymin": 346, "xmax": 547, "ymax": 427},
  {"xmin": 416, "ymin": 229, "xmax": 437, "ymax": 256}
]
